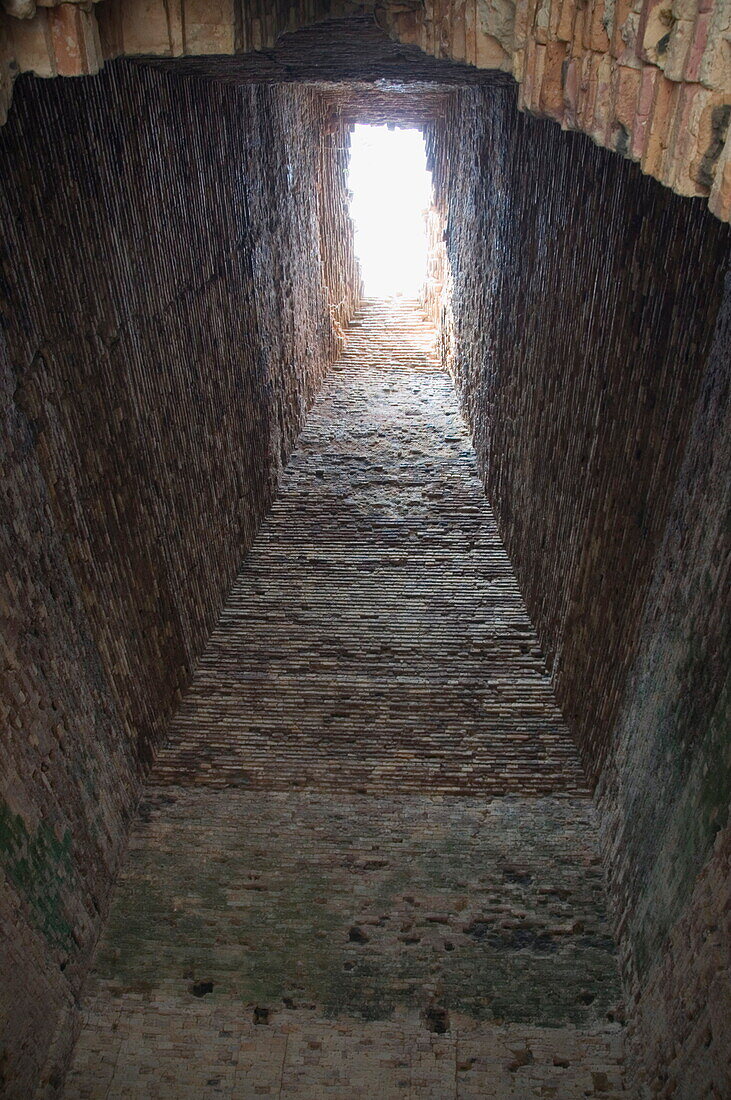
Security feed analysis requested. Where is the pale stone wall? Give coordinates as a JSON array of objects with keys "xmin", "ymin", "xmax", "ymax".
[{"xmin": 1, "ymin": 0, "xmax": 729, "ymax": 218}]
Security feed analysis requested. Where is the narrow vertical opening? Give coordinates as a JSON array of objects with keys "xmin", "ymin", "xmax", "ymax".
[{"xmin": 348, "ymin": 123, "xmax": 432, "ymax": 299}]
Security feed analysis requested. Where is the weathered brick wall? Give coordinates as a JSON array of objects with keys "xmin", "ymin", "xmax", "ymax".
[
  {"xmin": 622, "ymin": 821, "xmax": 731, "ymax": 1096},
  {"xmin": 426, "ymin": 85, "xmax": 729, "ymax": 1090},
  {"xmin": 0, "ymin": 61, "xmax": 354, "ymax": 1098},
  {"xmin": 2, "ymin": 3, "xmax": 729, "ymax": 218},
  {"xmin": 597, "ymin": 268, "xmax": 730, "ymax": 1096},
  {"xmin": 62, "ymin": 297, "xmax": 623, "ymax": 1100},
  {"xmin": 318, "ymin": 118, "xmax": 362, "ymax": 339},
  {"xmin": 427, "ymin": 83, "xmax": 727, "ymax": 779}
]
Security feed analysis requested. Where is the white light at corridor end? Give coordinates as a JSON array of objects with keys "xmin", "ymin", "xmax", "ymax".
[{"xmin": 348, "ymin": 124, "xmax": 432, "ymax": 299}]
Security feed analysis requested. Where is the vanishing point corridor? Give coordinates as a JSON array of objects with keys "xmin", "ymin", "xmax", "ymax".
[
  {"xmin": 65, "ymin": 302, "xmax": 623, "ymax": 1098},
  {"xmin": 4, "ymin": 11, "xmax": 728, "ymax": 1093}
]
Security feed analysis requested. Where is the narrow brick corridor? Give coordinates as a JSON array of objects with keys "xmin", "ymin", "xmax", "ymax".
[{"xmin": 65, "ymin": 301, "xmax": 624, "ymax": 1098}]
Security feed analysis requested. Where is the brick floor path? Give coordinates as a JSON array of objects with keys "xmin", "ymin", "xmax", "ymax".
[{"xmin": 64, "ymin": 301, "xmax": 626, "ymax": 1098}]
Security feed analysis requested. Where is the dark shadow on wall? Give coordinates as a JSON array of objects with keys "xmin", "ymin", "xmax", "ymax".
[
  {"xmin": 425, "ymin": 82, "xmax": 730, "ymax": 1093},
  {"xmin": 0, "ymin": 59, "xmax": 352, "ymax": 1097}
]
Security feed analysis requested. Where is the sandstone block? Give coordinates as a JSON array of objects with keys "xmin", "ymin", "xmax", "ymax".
[
  {"xmin": 662, "ymin": 16, "xmax": 694, "ymax": 81},
  {"xmin": 539, "ymin": 38, "xmax": 568, "ymax": 120},
  {"xmin": 641, "ymin": 72, "xmax": 677, "ymax": 176},
  {"xmin": 708, "ymin": 123, "xmax": 731, "ymax": 217},
  {"xmin": 684, "ymin": 10, "xmax": 711, "ymax": 82},
  {"xmin": 697, "ymin": 1, "xmax": 730, "ymax": 93},
  {"xmin": 181, "ymin": 0, "xmax": 234, "ymax": 56},
  {"xmin": 611, "ymin": 63, "xmax": 642, "ymax": 152},
  {"xmin": 562, "ymin": 55, "xmax": 581, "ymax": 125},
  {"xmin": 631, "ymin": 63, "xmax": 659, "ymax": 158},
  {"xmin": 556, "ymin": 0, "xmax": 575, "ymax": 42},
  {"xmin": 636, "ymin": 0, "xmax": 675, "ymax": 66},
  {"xmin": 4, "ymin": 5, "xmax": 55, "ymax": 74},
  {"xmin": 49, "ymin": 4, "xmax": 101, "ymax": 75}
]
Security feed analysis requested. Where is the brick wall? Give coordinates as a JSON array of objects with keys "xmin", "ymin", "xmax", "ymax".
[
  {"xmin": 2, "ymin": 3, "xmax": 729, "ymax": 219},
  {"xmin": 0, "ymin": 60, "xmax": 354, "ymax": 1098},
  {"xmin": 598, "ymin": 268, "xmax": 730, "ymax": 1095},
  {"xmin": 426, "ymin": 85, "xmax": 729, "ymax": 1090}
]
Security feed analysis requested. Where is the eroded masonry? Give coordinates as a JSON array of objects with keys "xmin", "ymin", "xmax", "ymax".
[{"xmin": 1, "ymin": 11, "xmax": 729, "ymax": 1100}]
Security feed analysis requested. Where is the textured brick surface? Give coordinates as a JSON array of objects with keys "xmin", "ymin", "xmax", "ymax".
[
  {"xmin": 623, "ymin": 821, "xmax": 731, "ymax": 1098},
  {"xmin": 64, "ymin": 300, "xmax": 624, "ymax": 1098},
  {"xmin": 1, "ymin": 38, "xmax": 726, "ymax": 1100},
  {"xmin": 65, "ymin": 997, "xmax": 626, "ymax": 1099},
  {"xmin": 597, "ymin": 270, "xmax": 731, "ymax": 1096},
  {"xmin": 78, "ymin": 791, "xmax": 620, "ymax": 1030},
  {"xmin": 0, "ymin": 63, "xmax": 354, "ymax": 1098},
  {"xmin": 154, "ymin": 299, "xmax": 586, "ymax": 797},
  {"xmin": 425, "ymin": 85, "xmax": 730, "ymax": 1094},
  {"xmin": 2, "ymin": 4, "xmax": 729, "ymax": 217},
  {"xmin": 427, "ymin": 85, "xmax": 728, "ymax": 785}
]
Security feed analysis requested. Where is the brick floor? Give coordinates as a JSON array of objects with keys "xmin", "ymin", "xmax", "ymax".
[
  {"xmin": 155, "ymin": 298, "xmax": 586, "ymax": 797},
  {"xmin": 64, "ymin": 300, "xmax": 627, "ymax": 1098}
]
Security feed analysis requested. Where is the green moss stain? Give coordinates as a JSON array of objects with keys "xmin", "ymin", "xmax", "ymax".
[
  {"xmin": 615, "ymin": 605, "xmax": 731, "ymax": 981},
  {"xmin": 628, "ymin": 670, "xmax": 730, "ymax": 979},
  {"xmin": 91, "ymin": 794, "xmax": 620, "ymax": 1028},
  {"xmin": 0, "ymin": 802, "xmax": 75, "ymax": 952}
]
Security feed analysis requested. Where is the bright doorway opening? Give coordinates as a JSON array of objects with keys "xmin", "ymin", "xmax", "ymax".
[{"xmin": 348, "ymin": 124, "xmax": 432, "ymax": 299}]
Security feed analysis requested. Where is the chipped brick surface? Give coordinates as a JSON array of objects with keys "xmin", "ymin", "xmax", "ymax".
[
  {"xmin": 65, "ymin": 999, "xmax": 626, "ymax": 1099},
  {"xmin": 425, "ymin": 84, "xmax": 730, "ymax": 1096},
  {"xmin": 64, "ymin": 301, "xmax": 624, "ymax": 1097},
  {"xmin": 65, "ymin": 992, "xmax": 627, "ymax": 1099},
  {"xmin": 2, "ymin": 4, "xmax": 729, "ymax": 216},
  {"xmin": 79, "ymin": 790, "xmax": 620, "ymax": 1029},
  {"xmin": 154, "ymin": 299, "xmax": 587, "ymax": 797}
]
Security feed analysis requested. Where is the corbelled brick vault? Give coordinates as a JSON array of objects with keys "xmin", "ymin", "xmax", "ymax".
[{"xmin": 0, "ymin": 9, "xmax": 729, "ymax": 1100}]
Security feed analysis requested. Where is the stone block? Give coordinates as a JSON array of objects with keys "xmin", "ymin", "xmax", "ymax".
[
  {"xmin": 636, "ymin": 0, "xmax": 675, "ymax": 66},
  {"xmin": 477, "ymin": 0, "xmax": 517, "ymax": 54},
  {"xmin": 631, "ymin": 62, "xmax": 659, "ymax": 158},
  {"xmin": 562, "ymin": 55, "xmax": 581, "ymax": 125},
  {"xmin": 49, "ymin": 3, "xmax": 101, "ymax": 75},
  {"xmin": 180, "ymin": 0, "xmax": 234, "ymax": 56},
  {"xmin": 118, "ymin": 0, "xmax": 174, "ymax": 57},
  {"xmin": 611, "ymin": 63, "xmax": 642, "ymax": 152},
  {"xmin": 662, "ymin": 15, "xmax": 694, "ymax": 80},
  {"xmin": 689, "ymin": 90, "xmax": 731, "ymax": 189},
  {"xmin": 514, "ymin": 0, "xmax": 532, "ymax": 50},
  {"xmin": 697, "ymin": 1, "xmax": 731, "ymax": 91},
  {"xmin": 4, "ymin": 4, "xmax": 55, "ymax": 74},
  {"xmin": 475, "ymin": 29, "xmax": 510, "ymax": 69},
  {"xmin": 556, "ymin": 0, "xmax": 575, "ymax": 42},
  {"xmin": 641, "ymin": 71, "xmax": 677, "ymax": 176},
  {"xmin": 576, "ymin": 49, "xmax": 600, "ymax": 133},
  {"xmin": 539, "ymin": 38, "xmax": 568, "ymax": 120},
  {"xmin": 588, "ymin": 0, "xmax": 611, "ymax": 53},
  {"xmin": 533, "ymin": 0, "xmax": 552, "ymax": 44},
  {"xmin": 684, "ymin": 10, "xmax": 711, "ymax": 82},
  {"xmin": 708, "ymin": 125, "xmax": 731, "ymax": 217},
  {"xmin": 591, "ymin": 51, "xmax": 615, "ymax": 143},
  {"xmin": 665, "ymin": 82, "xmax": 711, "ymax": 193}
]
